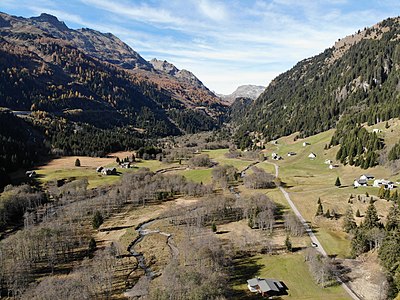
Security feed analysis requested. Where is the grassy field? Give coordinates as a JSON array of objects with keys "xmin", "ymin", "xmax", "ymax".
[
  {"xmin": 260, "ymin": 128, "xmax": 395, "ymax": 257},
  {"xmin": 33, "ymin": 153, "xmax": 184, "ymax": 189},
  {"xmin": 177, "ymin": 168, "xmax": 213, "ymax": 183},
  {"xmin": 231, "ymin": 252, "xmax": 351, "ymax": 300}
]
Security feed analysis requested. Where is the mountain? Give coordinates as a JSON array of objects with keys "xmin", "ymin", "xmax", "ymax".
[
  {"xmin": 0, "ymin": 12, "xmax": 225, "ymax": 136},
  {"xmin": 234, "ymin": 17, "xmax": 400, "ymax": 150},
  {"xmin": 220, "ymin": 85, "xmax": 265, "ymax": 104}
]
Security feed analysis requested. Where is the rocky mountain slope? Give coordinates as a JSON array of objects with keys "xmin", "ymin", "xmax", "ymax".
[
  {"xmin": 0, "ymin": 12, "xmax": 225, "ymax": 135},
  {"xmin": 234, "ymin": 17, "xmax": 400, "ymax": 147},
  {"xmin": 220, "ymin": 84, "xmax": 265, "ymax": 104}
]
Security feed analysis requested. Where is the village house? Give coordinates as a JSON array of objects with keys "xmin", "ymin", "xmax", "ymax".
[
  {"xmin": 96, "ymin": 166, "xmax": 104, "ymax": 173},
  {"xmin": 287, "ymin": 152, "xmax": 296, "ymax": 156},
  {"xmin": 360, "ymin": 174, "xmax": 375, "ymax": 181},
  {"xmin": 372, "ymin": 128, "xmax": 382, "ymax": 133},
  {"xmin": 247, "ymin": 277, "xmax": 288, "ymax": 297},
  {"xmin": 324, "ymin": 159, "xmax": 333, "ymax": 164},
  {"xmin": 303, "ymin": 142, "xmax": 310, "ymax": 147},
  {"xmin": 308, "ymin": 152, "xmax": 317, "ymax": 159},
  {"xmin": 354, "ymin": 178, "xmax": 368, "ymax": 188},
  {"xmin": 101, "ymin": 167, "xmax": 117, "ymax": 175},
  {"xmin": 329, "ymin": 164, "xmax": 339, "ymax": 169},
  {"xmin": 120, "ymin": 162, "xmax": 131, "ymax": 169},
  {"xmin": 271, "ymin": 152, "xmax": 282, "ymax": 160},
  {"xmin": 373, "ymin": 179, "xmax": 395, "ymax": 190}
]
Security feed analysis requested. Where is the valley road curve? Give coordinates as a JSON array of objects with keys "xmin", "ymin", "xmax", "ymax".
[{"xmin": 268, "ymin": 161, "xmax": 361, "ymax": 300}]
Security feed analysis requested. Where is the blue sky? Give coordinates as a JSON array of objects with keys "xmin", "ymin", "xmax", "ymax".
[{"xmin": 1, "ymin": 0, "xmax": 399, "ymax": 94}]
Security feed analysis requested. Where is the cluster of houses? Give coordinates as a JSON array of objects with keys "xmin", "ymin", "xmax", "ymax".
[
  {"xmin": 271, "ymin": 152, "xmax": 283, "ymax": 160},
  {"xmin": 353, "ymin": 174, "xmax": 395, "ymax": 190},
  {"xmin": 247, "ymin": 277, "xmax": 288, "ymax": 297},
  {"xmin": 96, "ymin": 161, "xmax": 134, "ymax": 176},
  {"xmin": 324, "ymin": 159, "xmax": 339, "ymax": 169},
  {"xmin": 96, "ymin": 166, "xmax": 117, "ymax": 175}
]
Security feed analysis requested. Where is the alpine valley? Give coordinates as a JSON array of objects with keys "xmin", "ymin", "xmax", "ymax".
[{"xmin": 2, "ymin": 8, "xmax": 400, "ymax": 300}]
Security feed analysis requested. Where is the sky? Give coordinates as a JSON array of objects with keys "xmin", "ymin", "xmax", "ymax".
[{"xmin": 1, "ymin": 1, "xmax": 399, "ymax": 94}]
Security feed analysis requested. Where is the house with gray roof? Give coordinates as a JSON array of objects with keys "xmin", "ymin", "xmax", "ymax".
[{"xmin": 247, "ymin": 277, "xmax": 288, "ymax": 297}]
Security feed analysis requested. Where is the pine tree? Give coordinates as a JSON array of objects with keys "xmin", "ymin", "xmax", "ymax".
[
  {"xmin": 324, "ymin": 209, "xmax": 331, "ymax": 218},
  {"xmin": 343, "ymin": 206, "xmax": 357, "ymax": 233},
  {"xmin": 386, "ymin": 204, "xmax": 400, "ymax": 231},
  {"xmin": 378, "ymin": 186, "xmax": 385, "ymax": 199},
  {"xmin": 285, "ymin": 235, "xmax": 292, "ymax": 252},
  {"xmin": 92, "ymin": 211, "xmax": 104, "ymax": 229},
  {"xmin": 363, "ymin": 202, "xmax": 380, "ymax": 229},
  {"xmin": 75, "ymin": 158, "xmax": 81, "ymax": 167},
  {"xmin": 335, "ymin": 177, "xmax": 341, "ymax": 187},
  {"xmin": 316, "ymin": 202, "xmax": 324, "ymax": 216},
  {"xmin": 211, "ymin": 222, "xmax": 217, "ymax": 233},
  {"xmin": 88, "ymin": 238, "xmax": 97, "ymax": 253}
]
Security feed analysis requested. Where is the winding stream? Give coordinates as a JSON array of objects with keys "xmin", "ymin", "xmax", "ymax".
[{"xmin": 124, "ymin": 218, "xmax": 178, "ymax": 298}]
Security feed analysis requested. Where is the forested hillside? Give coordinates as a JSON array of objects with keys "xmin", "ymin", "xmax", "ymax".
[
  {"xmin": 0, "ymin": 12, "xmax": 226, "ymax": 136},
  {"xmin": 235, "ymin": 17, "xmax": 400, "ymax": 153}
]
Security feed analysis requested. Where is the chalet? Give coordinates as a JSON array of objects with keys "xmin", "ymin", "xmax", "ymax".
[
  {"xmin": 96, "ymin": 166, "xmax": 104, "ymax": 173},
  {"xmin": 303, "ymin": 142, "xmax": 310, "ymax": 147},
  {"xmin": 287, "ymin": 152, "xmax": 297, "ymax": 156},
  {"xmin": 271, "ymin": 152, "xmax": 282, "ymax": 160},
  {"xmin": 329, "ymin": 164, "xmax": 339, "ymax": 169},
  {"xmin": 373, "ymin": 179, "xmax": 395, "ymax": 190},
  {"xmin": 360, "ymin": 174, "xmax": 374, "ymax": 181},
  {"xmin": 354, "ymin": 178, "xmax": 368, "ymax": 188},
  {"xmin": 120, "ymin": 162, "xmax": 131, "ymax": 169},
  {"xmin": 324, "ymin": 159, "xmax": 333, "ymax": 164},
  {"xmin": 247, "ymin": 277, "xmax": 288, "ymax": 297},
  {"xmin": 25, "ymin": 170, "xmax": 36, "ymax": 178},
  {"xmin": 101, "ymin": 167, "xmax": 117, "ymax": 175},
  {"xmin": 308, "ymin": 152, "xmax": 317, "ymax": 159}
]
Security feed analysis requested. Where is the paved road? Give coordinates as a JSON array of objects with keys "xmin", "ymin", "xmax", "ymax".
[{"xmin": 268, "ymin": 161, "xmax": 360, "ymax": 300}]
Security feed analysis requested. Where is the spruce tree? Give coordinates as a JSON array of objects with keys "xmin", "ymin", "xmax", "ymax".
[
  {"xmin": 285, "ymin": 235, "xmax": 292, "ymax": 252},
  {"xmin": 335, "ymin": 177, "xmax": 341, "ymax": 187},
  {"xmin": 356, "ymin": 209, "xmax": 361, "ymax": 217},
  {"xmin": 343, "ymin": 206, "xmax": 357, "ymax": 233},
  {"xmin": 324, "ymin": 209, "xmax": 331, "ymax": 218},
  {"xmin": 363, "ymin": 202, "xmax": 380, "ymax": 229},
  {"xmin": 92, "ymin": 211, "xmax": 104, "ymax": 229},
  {"xmin": 75, "ymin": 158, "xmax": 81, "ymax": 167},
  {"xmin": 316, "ymin": 202, "xmax": 324, "ymax": 216}
]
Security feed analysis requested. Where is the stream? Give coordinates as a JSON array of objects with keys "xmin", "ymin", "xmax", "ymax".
[{"xmin": 124, "ymin": 218, "xmax": 178, "ymax": 298}]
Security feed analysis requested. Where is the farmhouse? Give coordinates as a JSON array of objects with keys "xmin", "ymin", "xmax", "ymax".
[
  {"xmin": 308, "ymin": 152, "xmax": 317, "ymax": 159},
  {"xmin": 247, "ymin": 277, "xmax": 288, "ymax": 297},
  {"xmin": 354, "ymin": 178, "xmax": 368, "ymax": 188},
  {"xmin": 287, "ymin": 152, "xmax": 297, "ymax": 156},
  {"xmin": 101, "ymin": 167, "xmax": 117, "ymax": 175},
  {"xmin": 120, "ymin": 162, "xmax": 131, "ymax": 169},
  {"xmin": 373, "ymin": 179, "xmax": 395, "ymax": 190},
  {"xmin": 271, "ymin": 152, "xmax": 282, "ymax": 160},
  {"xmin": 360, "ymin": 174, "xmax": 374, "ymax": 181}
]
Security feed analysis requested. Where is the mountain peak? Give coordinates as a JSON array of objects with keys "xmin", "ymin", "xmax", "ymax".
[
  {"xmin": 221, "ymin": 84, "xmax": 265, "ymax": 104},
  {"xmin": 31, "ymin": 13, "xmax": 68, "ymax": 31},
  {"xmin": 150, "ymin": 58, "xmax": 179, "ymax": 75}
]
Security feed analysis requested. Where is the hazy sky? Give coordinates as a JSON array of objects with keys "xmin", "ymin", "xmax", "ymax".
[{"xmin": 1, "ymin": 0, "xmax": 399, "ymax": 94}]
